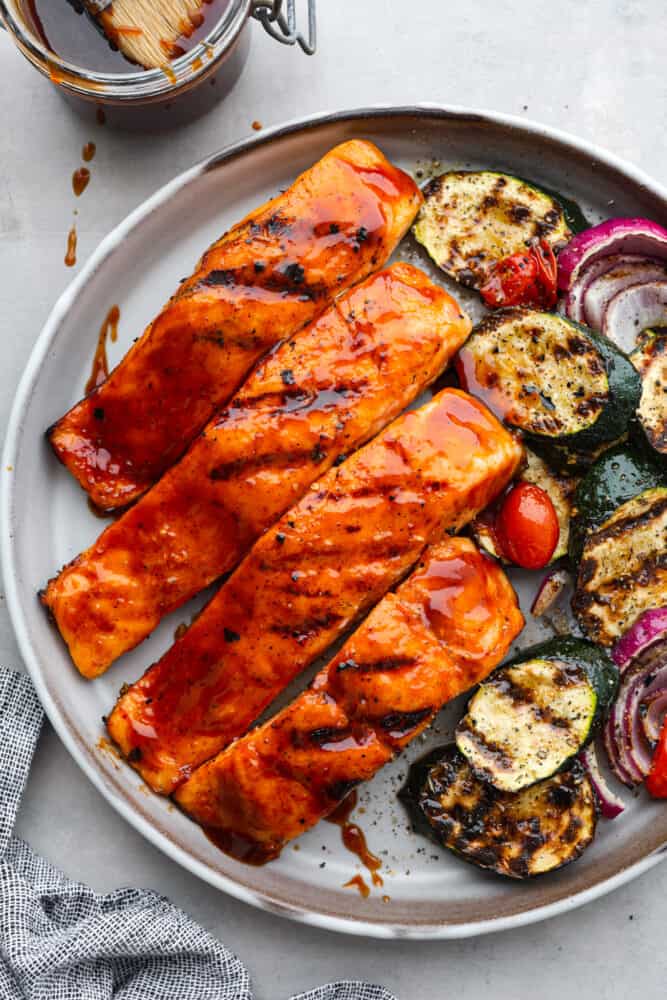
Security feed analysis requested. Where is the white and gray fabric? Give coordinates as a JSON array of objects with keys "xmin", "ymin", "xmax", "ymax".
[{"xmin": 0, "ymin": 666, "xmax": 397, "ymax": 1000}]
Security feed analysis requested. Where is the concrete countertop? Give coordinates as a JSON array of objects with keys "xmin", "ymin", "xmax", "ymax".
[{"xmin": 1, "ymin": 2, "xmax": 665, "ymax": 996}]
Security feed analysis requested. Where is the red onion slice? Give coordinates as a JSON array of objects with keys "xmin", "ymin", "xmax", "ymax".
[
  {"xmin": 564, "ymin": 254, "xmax": 651, "ymax": 324},
  {"xmin": 613, "ymin": 607, "xmax": 667, "ymax": 671},
  {"xmin": 603, "ymin": 280, "xmax": 667, "ymax": 353},
  {"xmin": 622, "ymin": 673, "xmax": 657, "ymax": 775},
  {"xmin": 604, "ymin": 627, "xmax": 667, "ymax": 787},
  {"xmin": 580, "ymin": 744, "xmax": 625, "ymax": 818},
  {"xmin": 605, "ymin": 695, "xmax": 645, "ymax": 786},
  {"xmin": 583, "ymin": 262, "xmax": 667, "ymax": 331},
  {"xmin": 640, "ymin": 689, "xmax": 667, "ymax": 746},
  {"xmin": 530, "ymin": 568, "xmax": 569, "ymax": 617},
  {"xmin": 558, "ymin": 218, "xmax": 667, "ymax": 291}
]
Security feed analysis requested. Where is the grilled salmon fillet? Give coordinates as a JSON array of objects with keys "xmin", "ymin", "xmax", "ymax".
[
  {"xmin": 174, "ymin": 537, "xmax": 524, "ymax": 863},
  {"xmin": 43, "ymin": 265, "xmax": 471, "ymax": 679},
  {"xmin": 48, "ymin": 140, "xmax": 422, "ymax": 510},
  {"xmin": 107, "ymin": 389, "xmax": 523, "ymax": 794}
]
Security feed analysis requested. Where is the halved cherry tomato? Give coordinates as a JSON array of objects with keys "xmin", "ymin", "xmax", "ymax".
[
  {"xmin": 480, "ymin": 240, "xmax": 558, "ymax": 309},
  {"xmin": 646, "ymin": 716, "xmax": 667, "ymax": 798},
  {"xmin": 495, "ymin": 482, "xmax": 559, "ymax": 569}
]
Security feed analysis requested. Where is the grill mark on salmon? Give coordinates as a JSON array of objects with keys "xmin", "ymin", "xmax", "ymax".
[
  {"xmin": 219, "ymin": 382, "xmax": 363, "ymax": 417},
  {"xmin": 335, "ymin": 656, "xmax": 418, "ymax": 673},
  {"xmin": 208, "ymin": 446, "xmax": 322, "ymax": 482}
]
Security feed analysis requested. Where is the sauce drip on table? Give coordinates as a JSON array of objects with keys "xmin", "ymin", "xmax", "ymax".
[
  {"xmin": 64, "ymin": 225, "xmax": 77, "ymax": 267},
  {"xmin": 326, "ymin": 790, "xmax": 384, "ymax": 889},
  {"xmin": 72, "ymin": 167, "xmax": 91, "ymax": 197},
  {"xmin": 85, "ymin": 305, "xmax": 120, "ymax": 394}
]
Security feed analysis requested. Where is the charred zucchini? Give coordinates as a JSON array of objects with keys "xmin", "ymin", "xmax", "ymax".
[
  {"xmin": 456, "ymin": 309, "xmax": 641, "ymax": 470},
  {"xmin": 455, "ymin": 638, "xmax": 617, "ymax": 792},
  {"xmin": 472, "ymin": 448, "xmax": 576, "ymax": 564},
  {"xmin": 456, "ymin": 659, "xmax": 595, "ymax": 792},
  {"xmin": 573, "ymin": 486, "xmax": 667, "ymax": 646},
  {"xmin": 568, "ymin": 444, "xmax": 665, "ymax": 564},
  {"xmin": 400, "ymin": 745, "xmax": 597, "ymax": 879},
  {"xmin": 413, "ymin": 171, "xmax": 571, "ymax": 290},
  {"xmin": 630, "ymin": 329, "xmax": 667, "ymax": 463}
]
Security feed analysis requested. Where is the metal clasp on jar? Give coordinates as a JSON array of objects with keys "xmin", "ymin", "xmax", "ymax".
[{"xmin": 251, "ymin": 0, "xmax": 316, "ymax": 54}]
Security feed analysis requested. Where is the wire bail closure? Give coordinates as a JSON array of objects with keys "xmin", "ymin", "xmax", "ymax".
[{"xmin": 251, "ymin": 0, "xmax": 317, "ymax": 54}]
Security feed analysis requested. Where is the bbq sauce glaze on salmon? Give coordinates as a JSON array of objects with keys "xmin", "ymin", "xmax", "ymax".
[
  {"xmin": 42, "ymin": 265, "xmax": 471, "ymax": 679},
  {"xmin": 107, "ymin": 389, "xmax": 523, "ymax": 794},
  {"xmin": 174, "ymin": 537, "xmax": 523, "ymax": 864},
  {"xmin": 48, "ymin": 140, "xmax": 423, "ymax": 510}
]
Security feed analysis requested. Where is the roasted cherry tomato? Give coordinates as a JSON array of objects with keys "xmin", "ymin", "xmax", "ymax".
[
  {"xmin": 646, "ymin": 716, "xmax": 667, "ymax": 798},
  {"xmin": 480, "ymin": 240, "xmax": 558, "ymax": 309},
  {"xmin": 496, "ymin": 482, "xmax": 559, "ymax": 569}
]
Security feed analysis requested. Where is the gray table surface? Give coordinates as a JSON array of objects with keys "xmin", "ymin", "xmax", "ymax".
[{"xmin": 1, "ymin": 1, "xmax": 666, "ymax": 997}]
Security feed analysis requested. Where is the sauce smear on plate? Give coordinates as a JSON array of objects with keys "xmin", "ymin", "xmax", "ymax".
[
  {"xmin": 85, "ymin": 305, "xmax": 120, "ymax": 394},
  {"xmin": 327, "ymin": 790, "xmax": 384, "ymax": 888}
]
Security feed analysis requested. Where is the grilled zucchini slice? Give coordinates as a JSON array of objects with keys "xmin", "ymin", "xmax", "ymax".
[
  {"xmin": 568, "ymin": 444, "xmax": 665, "ymax": 564},
  {"xmin": 573, "ymin": 486, "xmax": 667, "ymax": 646},
  {"xmin": 472, "ymin": 448, "xmax": 577, "ymax": 564},
  {"xmin": 413, "ymin": 171, "xmax": 571, "ymax": 290},
  {"xmin": 455, "ymin": 638, "xmax": 616, "ymax": 792},
  {"xmin": 456, "ymin": 659, "xmax": 596, "ymax": 792},
  {"xmin": 456, "ymin": 309, "xmax": 641, "ymax": 470},
  {"xmin": 400, "ymin": 745, "xmax": 597, "ymax": 879},
  {"xmin": 630, "ymin": 329, "xmax": 667, "ymax": 463}
]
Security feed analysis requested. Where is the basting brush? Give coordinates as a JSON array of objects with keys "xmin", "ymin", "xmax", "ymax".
[{"xmin": 73, "ymin": 0, "xmax": 209, "ymax": 69}]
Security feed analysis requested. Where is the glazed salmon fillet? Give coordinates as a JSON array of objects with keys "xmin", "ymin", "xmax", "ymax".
[
  {"xmin": 174, "ymin": 537, "xmax": 524, "ymax": 863},
  {"xmin": 48, "ymin": 140, "xmax": 422, "ymax": 510},
  {"xmin": 42, "ymin": 265, "xmax": 471, "ymax": 678},
  {"xmin": 107, "ymin": 389, "xmax": 523, "ymax": 794}
]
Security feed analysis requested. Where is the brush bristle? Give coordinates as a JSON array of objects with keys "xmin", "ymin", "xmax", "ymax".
[{"xmin": 96, "ymin": 0, "xmax": 206, "ymax": 69}]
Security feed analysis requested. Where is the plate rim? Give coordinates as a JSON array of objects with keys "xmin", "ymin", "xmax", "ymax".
[{"xmin": 3, "ymin": 102, "xmax": 667, "ymax": 940}]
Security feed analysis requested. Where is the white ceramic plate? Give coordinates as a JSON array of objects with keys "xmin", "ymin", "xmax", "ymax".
[{"xmin": 3, "ymin": 106, "xmax": 667, "ymax": 939}]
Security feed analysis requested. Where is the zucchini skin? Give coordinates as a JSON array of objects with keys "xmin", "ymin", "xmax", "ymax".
[
  {"xmin": 528, "ymin": 322, "xmax": 641, "ymax": 469},
  {"xmin": 504, "ymin": 637, "xmax": 619, "ymax": 721},
  {"xmin": 568, "ymin": 444, "xmax": 665, "ymax": 564},
  {"xmin": 400, "ymin": 745, "xmax": 597, "ymax": 879},
  {"xmin": 546, "ymin": 190, "xmax": 590, "ymax": 235},
  {"xmin": 514, "ymin": 175, "xmax": 591, "ymax": 234}
]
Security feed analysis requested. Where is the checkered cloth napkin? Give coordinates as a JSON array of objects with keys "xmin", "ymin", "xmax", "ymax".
[{"xmin": 0, "ymin": 666, "xmax": 397, "ymax": 1000}]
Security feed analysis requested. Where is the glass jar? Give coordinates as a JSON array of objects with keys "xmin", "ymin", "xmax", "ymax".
[{"xmin": 0, "ymin": 0, "xmax": 316, "ymax": 129}]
